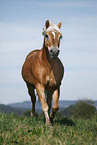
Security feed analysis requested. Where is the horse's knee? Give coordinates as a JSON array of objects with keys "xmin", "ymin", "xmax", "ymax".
[{"xmin": 42, "ymin": 103, "xmax": 49, "ymax": 113}]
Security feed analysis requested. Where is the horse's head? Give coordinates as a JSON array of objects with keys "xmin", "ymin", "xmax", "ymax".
[{"xmin": 42, "ymin": 20, "xmax": 62, "ymax": 59}]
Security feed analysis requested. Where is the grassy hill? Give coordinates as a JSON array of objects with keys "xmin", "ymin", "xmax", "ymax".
[{"xmin": 0, "ymin": 112, "xmax": 97, "ymax": 144}]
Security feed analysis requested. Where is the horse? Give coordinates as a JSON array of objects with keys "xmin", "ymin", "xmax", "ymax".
[{"xmin": 22, "ymin": 20, "xmax": 64, "ymax": 125}]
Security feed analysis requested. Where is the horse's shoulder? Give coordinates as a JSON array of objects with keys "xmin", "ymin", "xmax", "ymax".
[{"xmin": 26, "ymin": 49, "xmax": 40, "ymax": 60}]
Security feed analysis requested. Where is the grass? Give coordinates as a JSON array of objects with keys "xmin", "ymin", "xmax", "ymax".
[{"xmin": 0, "ymin": 112, "xmax": 97, "ymax": 145}]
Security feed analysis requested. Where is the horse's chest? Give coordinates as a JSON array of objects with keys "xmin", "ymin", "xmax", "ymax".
[{"xmin": 45, "ymin": 70, "xmax": 59, "ymax": 87}]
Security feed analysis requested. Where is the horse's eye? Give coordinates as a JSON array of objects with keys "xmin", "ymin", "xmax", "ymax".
[
  {"xmin": 45, "ymin": 34, "xmax": 49, "ymax": 39},
  {"xmin": 59, "ymin": 35, "xmax": 63, "ymax": 39}
]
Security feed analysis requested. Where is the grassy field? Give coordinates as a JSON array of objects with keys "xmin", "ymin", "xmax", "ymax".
[{"xmin": 0, "ymin": 112, "xmax": 97, "ymax": 145}]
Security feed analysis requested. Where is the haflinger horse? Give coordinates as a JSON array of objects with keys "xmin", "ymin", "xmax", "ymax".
[{"xmin": 22, "ymin": 20, "xmax": 64, "ymax": 125}]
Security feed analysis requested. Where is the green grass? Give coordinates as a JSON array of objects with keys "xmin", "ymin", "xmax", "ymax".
[{"xmin": 0, "ymin": 112, "xmax": 97, "ymax": 145}]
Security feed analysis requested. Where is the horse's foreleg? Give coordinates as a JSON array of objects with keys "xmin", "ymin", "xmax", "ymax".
[
  {"xmin": 35, "ymin": 84, "xmax": 51, "ymax": 125},
  {"xmin": 50, "ymin": 88, "xmax": 60, "ymax": 120}
]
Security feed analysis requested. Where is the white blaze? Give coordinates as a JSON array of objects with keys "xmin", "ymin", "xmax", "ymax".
[{"xmin": 52, "ymin": 32, "xmax": 55, "ymax": 39}]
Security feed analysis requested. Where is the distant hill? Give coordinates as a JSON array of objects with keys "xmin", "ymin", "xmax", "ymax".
[
  {"xmin": 8, "ymin": 101, "xmax": 41, "ymax": 110},
  {"xmin": 0, "ymin": 100, "xmax": 77, "ymax": 115},
  {"xmin": 0, "ymin": 100, "xmax": 97, "ymax": 115},
  {"xmin": 8, "ymin": 100, "xmax": 77, "ymax": 110},
  {"xmin": 0, "ymin": 104, "xmax": 24, "ymax": 115},
  {"xmin": 0, "ymin": 104, "xmax": 42, "ymax": 115},
  {"xmin": 8, "ymin": 100, "xmax": 97, "ymax": 109}
]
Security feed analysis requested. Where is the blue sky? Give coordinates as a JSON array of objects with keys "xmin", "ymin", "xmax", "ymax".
[{"xmin": 0, "ymin": 0, "xmax": 97, "ymax": 104}]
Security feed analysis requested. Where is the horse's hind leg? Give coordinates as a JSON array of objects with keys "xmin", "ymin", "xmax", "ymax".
[
  {"xmin": 26, "ymin": 83, "xmax": 36, "ymax": 117},
  {"xmin": 47, "ymin": 91, "xmax": 52, "ymax": 115}
]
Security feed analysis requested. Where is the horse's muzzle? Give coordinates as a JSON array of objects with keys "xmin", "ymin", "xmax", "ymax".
[{"xmin": 49, "ymin": 48, "xmax": 60, "ymax": 59}]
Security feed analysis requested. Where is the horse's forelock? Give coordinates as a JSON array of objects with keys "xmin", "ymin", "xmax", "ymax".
[{"xmin": 42, "ymin": 21, "xmax": 62, "ymax": 35}]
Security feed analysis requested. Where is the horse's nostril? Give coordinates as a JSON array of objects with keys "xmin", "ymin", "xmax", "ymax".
[
  {"xmin": 50, "ymin": 49, "xmax": 53, "ymax": 53},
  {"xmin": 50, "ymin": 49, "xmax": 59, "ymax": 55}
]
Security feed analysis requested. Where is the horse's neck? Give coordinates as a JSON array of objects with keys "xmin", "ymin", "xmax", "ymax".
[
  {"xmin": 42, "ymin": 42, "xmax": 52, "ymax": 65},
  {"xmin": 42, "ymin": 43, "xmax": 58, "ymax": 70}
]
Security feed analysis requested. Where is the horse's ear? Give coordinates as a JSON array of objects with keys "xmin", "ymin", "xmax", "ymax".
[
  {"xmin": 57, "ymin": 22, "xmax": 62, "ymax": 28},
  {"xmin": 45, "ymin": 20, "xmax": 50, "ymax": 29}
]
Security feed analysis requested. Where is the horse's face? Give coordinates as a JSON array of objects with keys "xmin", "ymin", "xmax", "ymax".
[
  {"xmin": 44, "ymin": 31, "xmax": 62, "ymax": 59},
  {"xmin": 43, "ymin": 20, "xmax": 62, "ymax": 59}
]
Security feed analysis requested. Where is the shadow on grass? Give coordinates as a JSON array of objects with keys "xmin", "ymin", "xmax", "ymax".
[
  {"xmin": 36, "ymin": 113, "xmax": 75, "ymax": 126},
  {"xmin": 22, "ymin": 111, "xmax": 75, "ymax": 126},
  {"xmin": 53, "ymin": 117, "xmax": 75, "ymax": 126}
]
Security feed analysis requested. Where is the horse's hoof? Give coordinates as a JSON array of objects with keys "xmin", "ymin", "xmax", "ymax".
[
  {"xmin": 31, "ymin": 112, "xmax": 34, "ymax": 117},
  {"xmin": 50, "ymin": 117, "xmax": 53, "ymax": 124},
  {"xmin": 46, "ymin": 120, "xmax": 51, "ymax": 126}
]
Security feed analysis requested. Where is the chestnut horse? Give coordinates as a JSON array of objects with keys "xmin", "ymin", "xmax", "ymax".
[{"xmin": 22, "ymin": 20, "xmax": 64, "ymax": 125}]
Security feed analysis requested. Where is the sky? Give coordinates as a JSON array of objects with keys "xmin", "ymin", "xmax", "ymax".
[{"xmin": 0, "ymin": 0, "xmax": 97, "ymax": 104}]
